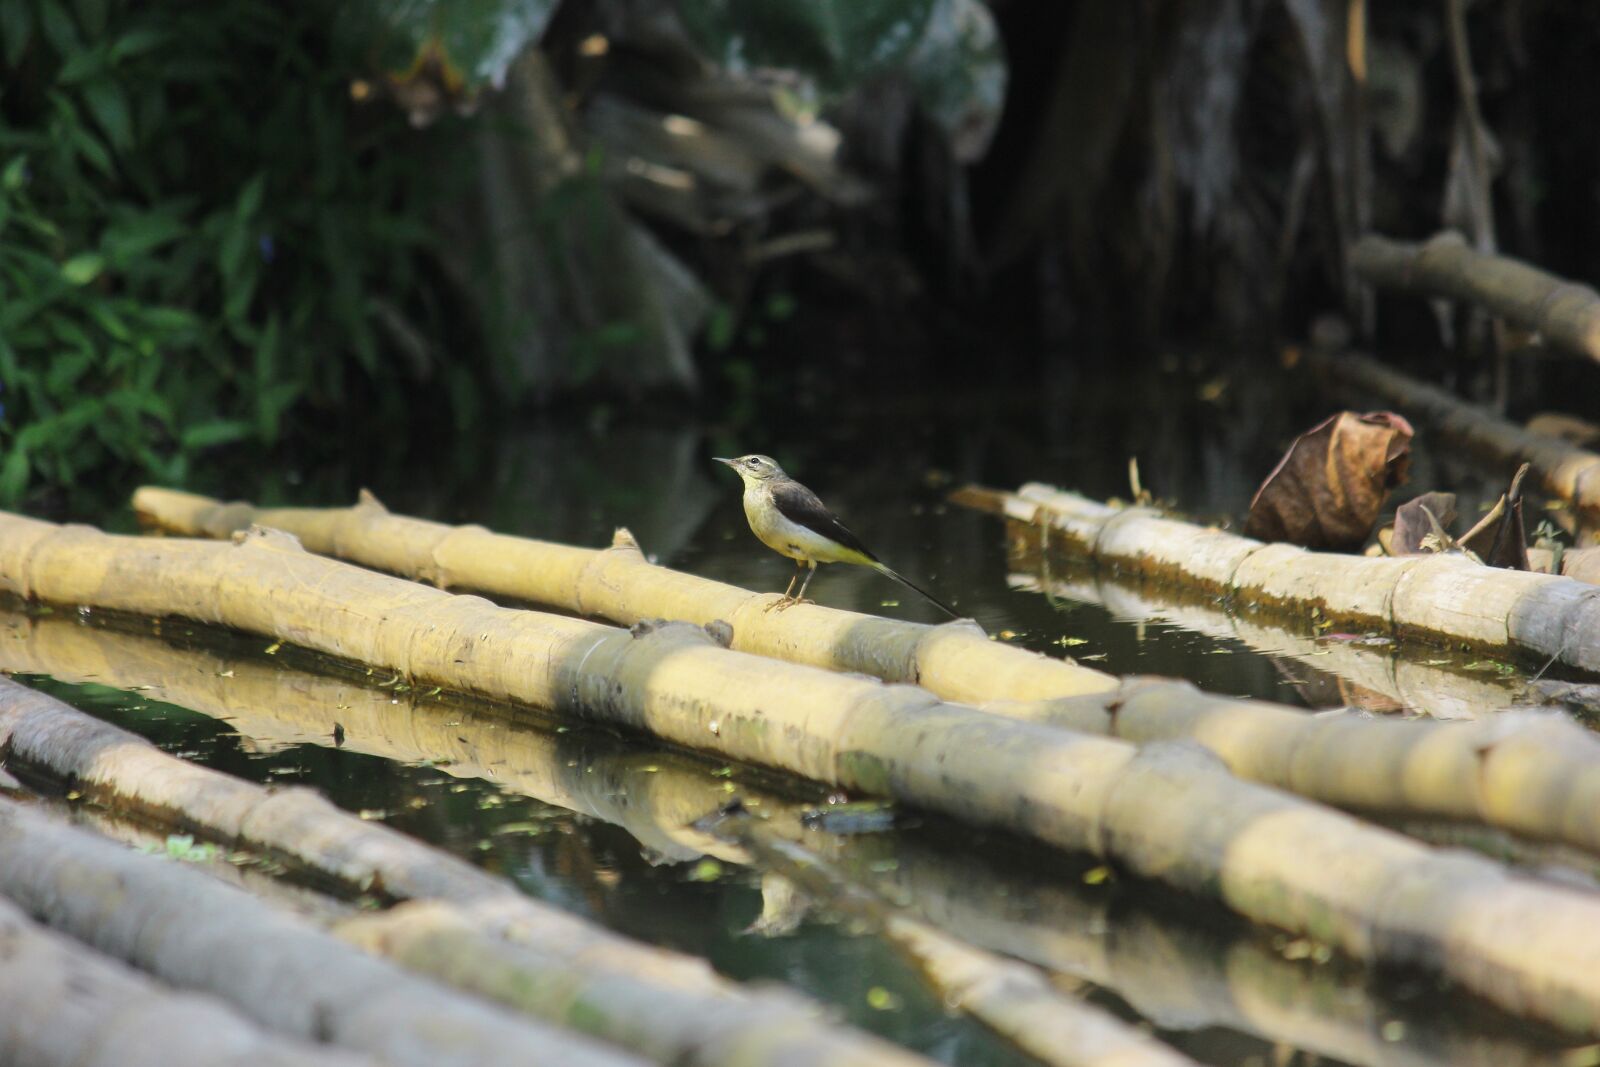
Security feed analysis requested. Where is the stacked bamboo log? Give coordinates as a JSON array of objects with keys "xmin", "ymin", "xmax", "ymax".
[
  {"xmin": 0, "ymin": 675, "xmax": 948, "ymax": 1067},
  {"xmin": 132, "ymin": 488, "xmax": 1600, "ymax": 859},
  {"xmin": 8, "ymin": 510, "xmax": 1600, "ymax": 1035},
  {"xmin": 3, "ymin": 610, "xmax": 1567, "ymax": 1066}
]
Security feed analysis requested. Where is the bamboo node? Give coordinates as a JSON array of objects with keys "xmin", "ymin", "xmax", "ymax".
[
  {"xmin": 610, "ymin": 527, "xmax": 641, "ymax": 551},
  {"xmin": 703, "ymin": 619, "xmax": 735, "ymax": 648},
  {"xmin": 355, "ymin": 488, "xmax": 389, "ymax": 513}
]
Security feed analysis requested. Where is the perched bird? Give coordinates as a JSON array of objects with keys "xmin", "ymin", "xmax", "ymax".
[{"xmin": 715, "ymin": 454, "xmax": 960, "ymax": 618}]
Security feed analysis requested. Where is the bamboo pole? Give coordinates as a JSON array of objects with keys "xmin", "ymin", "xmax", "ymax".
[
  {"xmin": 0, "ymin": 797, "xmax": 646, "ymax": 1067},
  {"xmin": 699, "ymin": 805, "xmax": 1200, "ymax": 1067},
  {"xmin": 130, "ymin": 486, "xmax": 1123, "ymax": 704},
  {"xmin": 1010, "ymin": 562, "xmax": 1525, "ymax": 720},
  {"xmin": 9, "ymin": 516, "xmax": 1600, "ymax": 1032},
  {"xmin": 1350, "ymin": 232, "xmax": 1600, "ymax": 364},
  {"xmin": 124, "ymin": 487, "xmax": 1600, "ymax": 851},
  {"xmin": 0, "ymin": 614, "xmax": 1574, "ymax": 1065},
  {"xmin": 962, "ymin": 482, "xmax": 1600, "ymax": 673},
  {"xmin": 1305, "ymin": 348, "xmax": 1600, "ymax": 520},
  {"xmin": 0, "ymin": 892, "xmax": 377, "ymax": 1067},
  {"xmin": 333, "ymin": 898, "xmax": 928, "ymax": 1067},
  {"xmin": 0, "ymin": 675, "xmax": 936, "ymax": 1067}
]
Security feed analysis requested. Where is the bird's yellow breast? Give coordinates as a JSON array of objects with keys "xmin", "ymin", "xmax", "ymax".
[{"xmin": 742, "ymin": 486, "xmax": 870, "ymax": 565}]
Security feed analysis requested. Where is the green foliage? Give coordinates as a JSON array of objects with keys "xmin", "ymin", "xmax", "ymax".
[
  {"xmin": 337, "ymin": 0, "xmax": 561, "ymax": 90},
  {"xmin": 0, "ymin": 0, "xmax": 454, "ymax": 508}
]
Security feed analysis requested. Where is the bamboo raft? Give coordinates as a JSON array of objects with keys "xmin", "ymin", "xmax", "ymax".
[{"xmin": 8, "ymin": 508, "xmax": 1600, "ymax": 1035}]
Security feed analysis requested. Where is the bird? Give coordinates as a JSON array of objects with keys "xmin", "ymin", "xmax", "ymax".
[{"xmin": 714, "ymin": 454, "xmax": 960, "ymax": 618}]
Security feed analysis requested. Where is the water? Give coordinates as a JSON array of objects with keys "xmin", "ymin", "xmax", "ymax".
[{"xmin": 4, "ymin": 362, "xmax": 1587, "ymax": 1065}]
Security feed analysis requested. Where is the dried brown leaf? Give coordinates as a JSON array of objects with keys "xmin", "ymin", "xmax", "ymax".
[{"xmin": 1244, "ymin": 411, "xmax": 1414, "ymax": 550}]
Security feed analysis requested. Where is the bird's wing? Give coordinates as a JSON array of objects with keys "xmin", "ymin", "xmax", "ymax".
[{"xmin": 770, "ymin": 481, "xmax": 879, "ymax": 563}]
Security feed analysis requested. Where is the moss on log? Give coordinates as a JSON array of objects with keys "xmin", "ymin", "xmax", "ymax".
[
  {"xmin": 7, "ymin": 516, "xmax": 1600, "ymax": 1032},
  {"xmin": 0, "ymin": 893, "xmax": 376, "ymax": 1067},
  {"xmin": 0, "ymin": 797, "xmax": 646, "ymax": 1067},
  {"xmin": 0, "ymin": 675, "xmax": 937, "ymax": 1067},
  {"xmin": 1306, "ymin": 349, "xmax": 1600, "ymax": 521},
  {"xmin": 1350, "ymin": 232, "xmax": 1600, "ymax": 365},
  {"xmin": 130, "ymin": 486, "xmax": 1121, "ymax": 705}
]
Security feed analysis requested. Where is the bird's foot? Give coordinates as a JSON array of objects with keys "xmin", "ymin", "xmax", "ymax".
[
  {"xmin": 771, "ymin": 596, "xmax": 815, "ymax": 613},
  {"xmin": 764, "ymin": 595, "xmax": 794, "ymax": 613}
]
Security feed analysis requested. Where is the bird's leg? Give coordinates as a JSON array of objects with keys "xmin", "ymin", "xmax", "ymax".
[
  {"xmin": 790, "ymin": 559, "xmax": 825, "ymax": 607},
  {"xmin": 766, "ymin": 561, "xmax": 805, "ymax": 612}
]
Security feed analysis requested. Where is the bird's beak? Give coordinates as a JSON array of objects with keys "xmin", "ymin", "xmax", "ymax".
[{"xmin": 713, "ymin": 457, "xmax": 737, "ymax": 468}]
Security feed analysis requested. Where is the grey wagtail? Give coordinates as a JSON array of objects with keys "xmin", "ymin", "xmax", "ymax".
[{"xmin": 715, "ymin": 454, "xmax": 960, "ymax": 617}]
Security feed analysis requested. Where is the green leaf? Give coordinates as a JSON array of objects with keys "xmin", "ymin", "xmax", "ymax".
[
  {"xmin": 82, "ymin": 77, "xmax": 135, "ymax": 151},
  {"xmin": 108, "ymin": 27, "xmax": 169, "ymax": 63},
  {"xmin": 1, "ymin": 2, "xmax": 33, "ymax": 67},
  {"xmin": 179, "ymin": 419, "xmax": 251, "ymax": 449},
  {"xmin": 235, "ymin": 172, "xmax": 266, "ymax": 219},
  {"xmin": 37, "ymin": 0, "xmax": 80, "ymax": 57},
  {"xmin": 60, "ymin": 253, "xmax": 104, "ymax": 285},
  {"xmin": 1, "ymin": 155, "xmax": 26, "ymax": 192},
  {"xmin": 0, "ymin": 448, "xmax": 30, "ymax": 505},
  {"xmin": 101, "ymin": 210, "xmax": 187, "ymax": 263},
  {"xmin": 676, "ymin": 0, "xmax": 937, "ymax": 93}
]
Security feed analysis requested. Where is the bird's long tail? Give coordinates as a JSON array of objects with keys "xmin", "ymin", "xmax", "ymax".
[{"xmin": 873, "ymin": 563, "xmax": 961, "ymax": 619}]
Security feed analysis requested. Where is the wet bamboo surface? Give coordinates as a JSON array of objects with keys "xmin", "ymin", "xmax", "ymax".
[
  {"xmin": 0, "ymin": 674, "xmax": 936, "ymax": 1067},
  {"xmin": 8, "ymin": 514, "xmax": 1600, "ymax": 1033},
  {"xmin": 0, "ymin": 794, "xmax": 646, "ymax": 1067},
  {"xmin": 8, "ymin": 611, "xmax": 1580, "ymax": 1067},
  {"xmin": 1306, "ymin": 347, "xmax": 1600, "ymax": 522},
  {"xmin": 0, "ymin": 892, "xmax": 376, "ymax": 1067},
  {"xmin": 958, "ymin": 482, "xmax": 1600, "ymax": 674}
]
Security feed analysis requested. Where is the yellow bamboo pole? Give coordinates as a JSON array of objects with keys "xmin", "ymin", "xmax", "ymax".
[
  {"xmin": 0, "ymin": 675, "xmax": 934, "ymax": 1067},
  {"xmin": 0, "ymin": 613, "xmax": 1574, "ymax": 1065},
  {"xmin": 130, "ymin": 486, "xmax": 1122, "ymax": 705},
  {"xmin": 1013, "ymin": 563, "xmax": 1525, "ymax": 720},
  {"xmin": 9, "ymin": 513, "xmax": 1600, "ymax": 1033},
  {"xmin": 128, "ymin": 486, "xmax": 1600, "ymax": 851},
  {"xmin": 0, "ymin": 797, "xmax": 646, "ymax": 1067},
  {"xmin": 968, "ymin": 482, "xmax": 1600, "ymax": 673},
  {"xmin": 0, "ymin": 894, "xmax": 378, "ymax": 1067}
]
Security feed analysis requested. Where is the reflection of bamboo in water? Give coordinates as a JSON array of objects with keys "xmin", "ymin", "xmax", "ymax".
[
  {"xmin": 1008, "ymin": 554, "xmax": 1525, "ymax": 720},
  {"xmin": 0, "ymin": 609, "xmax": 799, "ymax": 867},
  {"xmin": 807, "ymin": 833, "xmax": 1569, "ymax": 1067},
  {"xmin": 704, "ymin": 807, "xmax": 1200, "ymax": 1067},
  {"xmin": 4, "ymin": 612, "xmax": 1570, "ymax": 1067}
]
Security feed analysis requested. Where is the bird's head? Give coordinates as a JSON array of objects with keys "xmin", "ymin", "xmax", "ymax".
[{"xmin": 715, "ymin": 454, "xmax": 786, "ymax": 485}]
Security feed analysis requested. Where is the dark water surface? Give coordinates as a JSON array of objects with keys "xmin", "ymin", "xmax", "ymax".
[{"xmin": 7, "ymin": 362, "xmax": 1587, "ymax": 1065}]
